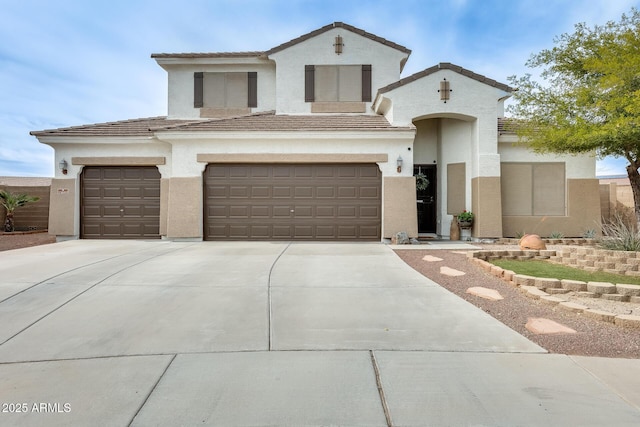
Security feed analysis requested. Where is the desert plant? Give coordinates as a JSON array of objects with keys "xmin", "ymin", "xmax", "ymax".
[
  {"xmin": 599, "ymin": 214, "xmax": 640, "ymax": 251},
  {"xmin": 515, "ymin": 230, "xmax": 526, "ymax": 239},
  {"xmin": 582, "ymin": 228, "xmax": 597, "ymax": 239},
  {"xmin": 0, "ymin": 190, "xmax": 40, "ymax": 232},
  {"xmin": 548, "ymin": 231, "xmax": 564, "ymax": 239}
]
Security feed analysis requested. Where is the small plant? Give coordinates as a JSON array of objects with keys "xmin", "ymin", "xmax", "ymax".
[
  {"xmin": 582, "ymin": 228, "xmax": 596, "ymax": 239},
  {"xmin": 0, "ymin": 190, "xmax": 40, "ymax": 232},
  {"xmin": 415, "ymin": 173, "xmax": 430, "ymax": 191},
  {"xmin": 515, "ymin": 230, "xmax": 526, "ymax": 239},
  {"xmin": 599, "ymin": 214, "xmax": 640, "ymax": 251},
  {"xmin": 548, "ymin": 231, "xmax": 564, "ymax": 239},
  {"xmin": 457, "ymin": 210, "xmax": 474, "ymax": 222}
]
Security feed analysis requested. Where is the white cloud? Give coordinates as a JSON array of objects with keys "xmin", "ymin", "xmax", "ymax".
[{"xmin": 1, "ymin": 0, "xmax": 639, "ymax": 176}]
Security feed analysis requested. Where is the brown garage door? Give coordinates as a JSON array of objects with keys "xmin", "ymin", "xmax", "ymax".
[
  {"xmin": 204, "ymin": 164, "xmax": 381, "ymax": 240},
  {"xmin": 81, "ymin": 166, "xmax": 161, "ymax": 239}
]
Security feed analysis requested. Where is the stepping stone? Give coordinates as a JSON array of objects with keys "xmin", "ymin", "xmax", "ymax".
[
  {"xmin": 466, "ymin": 287, "xmax": 504, "ymax": 301},
  {"xmin": 440, "ymin": 266, "xmax": 465, "ymax": 277},
  {"xmin": 525, "ymin": 318, "xmax": 577, "ymax": 335},
  {"xmin": 422, "ymin": 255, "xmax": 443, "ymax": 262}
]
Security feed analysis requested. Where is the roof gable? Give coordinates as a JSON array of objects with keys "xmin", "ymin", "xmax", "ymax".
[
  {"xmin": 378, "ymin": 62, "xmax": 513, "ymax": 94},
  {"xmin": 266, "ymin": 22, "xmax": 411, "ymax": 56}
]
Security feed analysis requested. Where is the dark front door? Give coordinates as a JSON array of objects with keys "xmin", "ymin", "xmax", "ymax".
[{"xmin": 415, "ymin": 165, "xmax": 437, "ymax": 234}]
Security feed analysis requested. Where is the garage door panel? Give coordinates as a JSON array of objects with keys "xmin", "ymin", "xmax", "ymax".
[
  {"xmin": 204, "ymin": 164, "xmax": 380, "ymax": 240},
  {"xmin": 251, "ymin": 187, "xmax": 270, "ymax": 198},
  {"xmin": 273, "ymin": 187, "xmax": 291, "ymax": 198},
  {"xmin": 294, "ymin": 187, "xmax": 313, "ymax": 198},
  {"xmin": 229, "ymin": 186, "xmax": 249, "ymax": 198},
  {"xmin": 229, "ymin": 205, "xmax": 249, "ymax": 218},
  {"xmin": 338, "ymin": 187, "xmax": 357, "ymax": 198},
  {"xmin": 81, "ymin": 167, "xmax": 160, "ymax": 239},
  {"xmin": 273, "ymin": 206, "xmax": 292, "ymax": 218},
  {"xmin": 207, "ymin": 186, "xmax": 227, "ymax": 198},
  {"xmin": 316, "ymin": 187, "xmax": 335, "ymax": 198},
  {"xmin": 360, "ymin": 186, "xmax": 380, "ymax": 198}
]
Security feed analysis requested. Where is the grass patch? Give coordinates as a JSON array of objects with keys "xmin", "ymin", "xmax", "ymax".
[{"xmin": 491, "ymin": 259, "xmax": 640, "ymax": 285}]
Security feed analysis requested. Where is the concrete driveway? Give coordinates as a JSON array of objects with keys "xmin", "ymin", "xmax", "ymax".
[{"xmin": 0, "ymin": 240, "xmax": 639, "ymax": 426}]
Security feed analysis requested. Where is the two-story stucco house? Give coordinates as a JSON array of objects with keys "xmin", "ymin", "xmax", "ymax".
[{"xmin": 31, "ymin": 22, "xmax": 601, "ymax": 241}]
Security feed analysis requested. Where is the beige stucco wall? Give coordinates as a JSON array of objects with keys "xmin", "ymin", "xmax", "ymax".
[
  {"xmin": 502, "ymin": 179, "xmax": 601, "ymax": 237},
  {"xmin": 471, "ymin": 176, "xmax": 503, "ymax": 238},
  {"xmin": 48, "ymin": 178, "xmax": 77, "ymax": 237},
  {"xmin": 160, "ymin": 178, "xmax": 169, "ymax": 236},
  {"xmin": 383, "ymin": 176, "xmax": 418, "ymax": 238},
  {"xmin": 165, "ymin": 176, "xmax": 203, "ymax": 239}
]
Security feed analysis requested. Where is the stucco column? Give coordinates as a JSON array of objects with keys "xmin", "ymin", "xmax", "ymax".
[
  {"xmin": 471, "ymin": 176, "xmax": 503, "ymax": 238},
  {"xmin": 48, "ymin": 178, "xmax": 78, "ymax": 239},
  {"xmin": 165, "ymin": 176, "xmax": 204, "ymax": 240},
  {"xmin": 383, "ymin": 176, "xmax": 418, "ymax": 238}
]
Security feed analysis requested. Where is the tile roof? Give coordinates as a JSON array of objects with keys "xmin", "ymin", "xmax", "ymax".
[
  {"xmin": 30, "ymin": 117, "xmax": 201, "ymax": 137},
  {"xmin": 150, "ymin": 22, "xmax": 411, "ymax": 60},
  {"xmin": 151, "ymin": 51, "xmax": 266, "ymax": 59},
  {"xmin": 31, "ymin": 112, "xmax": 412, "ymax": 138},
  {"xmin": 378, "ymin": 62, "xmax": 514, "ymax": 94}
]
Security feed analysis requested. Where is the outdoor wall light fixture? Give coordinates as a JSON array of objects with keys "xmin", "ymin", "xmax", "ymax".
[
  {"xmin": 439, "ymin": 78, "xmax": 452, "ymax": 102},
  {"xmin": 396, "ymin": 156, "xmax": 403, "ymax": 173},
  {"xmin": 334, "ymin": 35, "xmax": 343, "ymax": 54},
  {"xmin": 59, "ymin": 159, "xmax": 68, "ymax": 175}
]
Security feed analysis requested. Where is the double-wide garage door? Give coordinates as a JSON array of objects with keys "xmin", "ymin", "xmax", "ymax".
[
  {"xmin": 204, "ymin": 164, "xmax": 381, "ymax": 240},
  {"xmin": 81, "ymin": 166, "xmax": 161, "ymax": 239}
]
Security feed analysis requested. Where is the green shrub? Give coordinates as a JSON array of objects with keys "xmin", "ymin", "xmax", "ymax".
[{"xmin": 599, "ymin": 214, "xmax": 640, "ymax": 251}]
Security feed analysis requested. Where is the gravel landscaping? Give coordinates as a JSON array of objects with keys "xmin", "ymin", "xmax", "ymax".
[{"xmin": 395, "ymin": 248, "xmax": 640, "ymax": 359}]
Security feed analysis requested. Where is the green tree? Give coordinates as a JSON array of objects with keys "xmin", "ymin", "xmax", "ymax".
[
  {"xmin": 0, "ymin": 190, "xmax": 40, "ymax": 232},
  {"xmin": 507, "ymin": 8, "xmax": 640, "ymax": 228}
]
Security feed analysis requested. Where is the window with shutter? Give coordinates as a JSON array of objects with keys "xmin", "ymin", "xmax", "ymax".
[
  {"xmin": 305, "ymin": 64, "xmax": 372, "ymax": 104},
  {"xmin": 193, "ymin": 72, "xmax": 257, "ymax": 111}
]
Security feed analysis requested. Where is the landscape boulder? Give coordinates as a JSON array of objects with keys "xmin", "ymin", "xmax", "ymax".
[{"xmin": 519, "ymin": 234, "xmax": 547, "ymax": 250}]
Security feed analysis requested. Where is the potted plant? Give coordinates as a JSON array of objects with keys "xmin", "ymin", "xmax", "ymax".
[{"xmin": 457, "ymin": 210, "xmax": 474, "ymax": 229}]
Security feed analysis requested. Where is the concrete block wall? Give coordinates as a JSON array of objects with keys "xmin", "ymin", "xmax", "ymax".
[{"xmin": 0, "ymin": 185, "xmax": 51, "ymax": 231}]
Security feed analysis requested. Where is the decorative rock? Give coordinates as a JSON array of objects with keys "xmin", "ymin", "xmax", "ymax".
[
  {"xmin": 519, "ymin": 234, "xmax": 547, "ymax": 250},
  {"xmin": 466, "ymin": 287, "xmax": 504, "ymax": 301},
  {"xmin": 615, "ymin": 315, "xmax": 640, "ymax": 330},
  {"xmin": 440, "ymin": 266, "xmax": 465, "ymax": 277},
  {"xmin": 584, "ymin": 309, "xmax": 616, "ymax": 323},
  {"xmin": 561, "ymin": 279, "xmax": 587, "ymax": 292},
  {"xmin": 631, "ymin": 296, "xmax": 640, "ymax": 304},
  {"xmin": 422, "ymin": 255, "xmax": 443, "ymax": 262},
  {"xmin": 587, "ymin": 281, "xmax": 616, "ymax": 294},
  {"xmin": 559, "ymin": 301, "xmax": 588, "ymax": 313},
  {"xmin": 616, "ymin": 284, "xmax": 640, "ymax": 297},
  {"xmin": 525, "ymin": 318, "xmax": 576, "ymax": 335},
  {"xmin": 392, "ymin": 231, "xmax": 410, "ymax": 245}
]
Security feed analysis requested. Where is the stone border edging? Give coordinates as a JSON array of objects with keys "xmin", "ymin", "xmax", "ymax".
[{"xmin": 467, "ymin": 252, "xmax": 640, "ymax": 330}]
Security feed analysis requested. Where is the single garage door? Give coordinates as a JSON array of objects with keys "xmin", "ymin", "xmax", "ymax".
[
  {"xmin": 204, "ymin": 164, "xmax": 381, "ymax": 240},
  {"xmin": 81, "ymin": 166, "xmax": 161, "ymax": 239}
]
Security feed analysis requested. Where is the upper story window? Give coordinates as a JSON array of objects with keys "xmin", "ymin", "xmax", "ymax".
[
  {"xmin": 194, "ymin": 72, "xmax": 257, "ymax": 109},
  {"xmin": 305, "ymin": 65, "xmax": 372, "ymax": 103}
]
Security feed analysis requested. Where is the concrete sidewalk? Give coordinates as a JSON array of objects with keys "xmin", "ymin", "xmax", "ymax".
[{"xmin": 0, "ymin": 240, "xmax": 638, "ymax": 426}]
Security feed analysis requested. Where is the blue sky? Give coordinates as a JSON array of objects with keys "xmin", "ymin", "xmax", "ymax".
[{"xmin": 1, "ymin": 0, "xmax": 638, "ymax": 177}]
